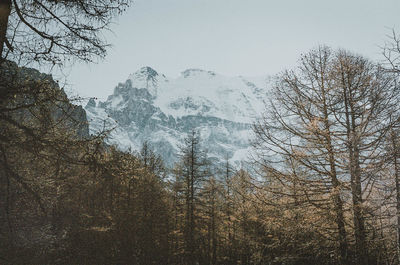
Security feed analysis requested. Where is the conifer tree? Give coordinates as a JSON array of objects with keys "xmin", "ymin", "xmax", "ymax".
[{"xmin": 178, "ymin": 130, "xmax": 209, "ymax": 264}]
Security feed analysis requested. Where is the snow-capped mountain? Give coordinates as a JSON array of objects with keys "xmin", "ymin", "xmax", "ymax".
[{"xmin": 85, "ymin": 67, "xmax": 269, "ymax": 167}]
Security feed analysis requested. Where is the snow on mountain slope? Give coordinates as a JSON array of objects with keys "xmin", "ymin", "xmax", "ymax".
[{"xmin": 85, "ymin": 67, "xmax": 270, "ymax": 167}]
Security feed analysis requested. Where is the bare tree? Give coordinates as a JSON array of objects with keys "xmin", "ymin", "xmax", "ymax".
[
  {"xmin": 382, "ymin": 33, "xmax": 400, "ymax": 263},
  {"xmin": 332, "ymin": 50, "xmax": 400, "ymax": 265},
  {"xmin": 253, "ymin": 46, "xmax": 400, "ymax": 265},
  {"xmin": 253, "ymin": 46, "xmax": 349, "ymax": 264}
]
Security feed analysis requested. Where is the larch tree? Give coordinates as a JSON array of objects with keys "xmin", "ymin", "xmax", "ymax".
[
  {"xmin": 382, "ymin": 30, "xmax": 400, "ymax": 264},
  {"xmin": 253, "ymin": 46, "xmax": 349, "ymax": 264},
  {"xmin": 220, "ymin": 158, "xmax": 236, "ymax": 263},
  {"xmin": 331, "ymin": 50, "xmax": 399, "ymax": 265},
  {"xmin": 253, "ymin": 46, "xmax": 400, "ymax": 265},
  {"xmin": 178, "ymin": 130, "xmax": 209, "ymax": 264},
  {"xmin": 139, "ymin": 141, "xmax": 166, "ymax": 180},
  {"xmin": 200, "ymin": 176, "xmax": 220, "ymax": 265}
]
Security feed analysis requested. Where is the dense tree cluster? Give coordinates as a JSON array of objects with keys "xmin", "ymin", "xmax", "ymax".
[{"xmin": 0, "ymin": 62, "xmax": 270, "ymax": 264}]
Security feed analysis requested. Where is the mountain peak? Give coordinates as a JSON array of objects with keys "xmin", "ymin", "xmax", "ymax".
[
  {"xmin": 128, "ymin": 66, "xmax": 160, "ymax": 80},
  {"xmin": 85, "ymin": 98, "xmax": 96, "ymax": 108},
  {"xmin": 126, "ymin": 67, "xmax": 165, "ymax": 97},
  {"xmin": 137, "ymin": 66, "xmax": 158, "ymax": 77},
  {"xmin": 181, "ymin": 68, "xmax": 216, "ymax": 78}
]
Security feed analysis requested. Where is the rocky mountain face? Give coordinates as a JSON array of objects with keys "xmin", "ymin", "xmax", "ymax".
[
  {"xmin": 1, "ymin": 60, "xmax": 89, "ymax": 139},
  {"xmin": 85, "ymin": 67, "xmax": 269, "ymax": 167}
]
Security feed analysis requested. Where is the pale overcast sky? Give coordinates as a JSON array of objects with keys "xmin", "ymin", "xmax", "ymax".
[{"xmin": 64, "ymin": 0, "xmax": 400, "ymax": 99}]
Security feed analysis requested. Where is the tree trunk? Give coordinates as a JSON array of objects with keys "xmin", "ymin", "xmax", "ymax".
[
  {"xmin": 391, "ymin": 131, "xmax": 400, "ymax": 264},
  {"xmin": 321, "ymin": 84, "xmax": 349, "ymax": 264},
  {"xmin": 343, "ymin": 84, "xmax": 368, "ymax": 265},
  {"xmin": 0, "ymin": 0, "xmax": 11, "ymax": 58}
]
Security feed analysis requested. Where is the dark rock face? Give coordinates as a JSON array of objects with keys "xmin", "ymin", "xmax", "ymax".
[
  {"xmin": 86, "ymin": 98, "xmax": 96, "ymax": 108},
  {"xmin": 1, "ymin": 60, "xmax": 89, "ymax": 139}
]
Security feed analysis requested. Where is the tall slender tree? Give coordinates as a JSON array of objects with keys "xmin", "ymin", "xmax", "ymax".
[
  {"xmin": 332, "ymin": 50, "xmax": 399, "ymax": 264},
  {"xmin": 178, "ymin": 130, "xmax": 209, "ymax": 264}
]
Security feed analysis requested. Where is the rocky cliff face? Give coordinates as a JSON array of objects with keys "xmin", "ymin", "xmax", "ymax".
[
  {"xmin": 85, "ymin": 67, "xmax": 269, "ymax": 167},
  {"xmin": 1, "ymin": 60, "xmax": 89, "ymax": 139}
]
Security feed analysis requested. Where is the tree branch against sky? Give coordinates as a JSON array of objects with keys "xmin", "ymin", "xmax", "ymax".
[{"xmin": 0, "ymin": 0, "xmax": 131, "ymax": 67}]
